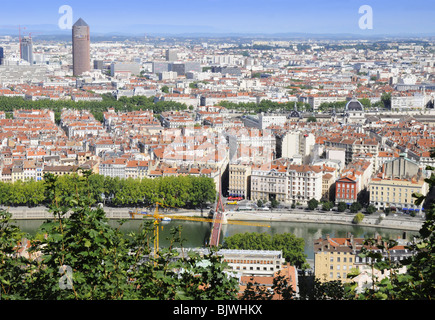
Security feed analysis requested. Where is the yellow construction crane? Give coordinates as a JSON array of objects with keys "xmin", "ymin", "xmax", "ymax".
[{"xmin": 130, "ymin": 202, "xmax": 270, "ymax": 257}]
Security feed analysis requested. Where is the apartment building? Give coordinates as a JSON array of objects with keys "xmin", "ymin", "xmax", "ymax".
[
  {"xmin": 314, "ymin": 234, "xmax": 413, "ymax": 291},
  {"xmin": 9, "ymin": 160, "xmax": 44, "ymax": 182},
  {"xmin": 280, "ymin": 131, "xmax": 315, "ymax": 164},
  {"xmin": 174, "ymin": 248, "xmax": 285, "ymax": 278},
  {"xmin": 369, "ymin": 155, "xmax": 428, "ymax": 213},
  {"xmin": 250, "ymin": 158, "xmax": 324, "ymax": 204},
  {"xmin": 226, "ymin": 127, "xmax": 276, "ymax": 164},
  {"xmin": 160, "ymin": 111, "xmax": 195, "ymax": 128},
  {"xmin": 335, "ymin": 159, "xmax": 372, "ymax": 204},
  {"xmin": 220, "ymin": 249, "xmax": 285, "ymax": 277},
  {"xmin": 243, "ymin": 113, "xmax": 287, "ymax": 130},
  {"xmin": 125, "ymin": 160, "xmax": 151, "ymax": 180},
  {"xmin": 314, "ymin": 235, "xmax": 358, "ymax": 283},
  {"xmin": 322, "ymin": 173, "xmax": 336, "ymax": 201},
  {"xmin": 228, "ymin": 162, "xmax": 252, "ymax": 199},
  {"xmin": 60, "ymin": 109, "xmax": 105, "ymax": 138},
  {"xmin": 99, "ymin": 158, "xmax": 128, "ymax": 179},
  {"xmin": 43, "ymin": 165, "xmax": 81, "ymax": 177},
  {"xmin": 369, "ymin": 177, "xmax": 427, "ymax": 213},
  {"xmin": 391, "ymin": 93, "xmax": 432, "ymax": 110},
  {"xmin": 335, "ymin": 175, "xmax": 358, "ymax": 204},
  {"xmin": 324, "ymin": 137, "xmax": 378, "ymax": 165},
  {"xmin": 250, "ymin": 159, "xmax": 288, "ymax": 203}
]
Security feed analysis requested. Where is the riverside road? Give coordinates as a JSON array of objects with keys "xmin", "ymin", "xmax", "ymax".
[{"xmin": 2, "ymin": 205, "xmax": 424, "ymax": 232}]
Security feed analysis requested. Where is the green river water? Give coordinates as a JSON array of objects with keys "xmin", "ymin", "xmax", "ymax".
[{"xmin": 14, "ymin": 219, "xmax": 416, "ymax": 261}]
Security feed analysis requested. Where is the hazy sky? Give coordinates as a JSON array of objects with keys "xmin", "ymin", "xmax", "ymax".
[{"xmin": 0, "ymin": 0, "xmax": 434, "ymax": 35}]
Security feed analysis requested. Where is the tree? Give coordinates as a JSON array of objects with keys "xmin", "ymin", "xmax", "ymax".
[
  {"xmin": 272, "ymin": 233, "xmax": 309, "ymax": 269},
  {"xmin": 223, "ymin": 232, "xmax": 308, "ymax": 269},
  {"xmin": 299, "ymin": 278, "xmax": 349, "ymax": 300},
  {"xmin": 188, "ymin": 176, "xmax": 216, "ymax": 211},
  {"xmin": 337, "ymin": 202, "xmax": 347, "ymax": 212},
  {"xmin": 349, "ymin": 202, "xmax": 362, "ymax": 213},
  {"xmin": 270, "ymin": 199, "xmax": 280, "ymax": 208},
  {"xmin": 352, "ymin": 212, "xmax": 365, "ymax": 224},
  {"xmin": 307, "ymin": 198, "xmax": 319, "ymax": 210},
  {"xmin": 0, "ymin": 210, "xmax": 29, "ymax": 300},
  {"xmin": 366, "ymin": 204, "xmax": 377, "ymax": 214},
  {"xmin": 322, "ymin": 201, "xmax": 333, "ymax": 211},
  {"xmin": 381, "ymin": 92, "xmax": 391, "ymax": 109},
  {"xmin": 240, "ymin": 270, "xmax": 295, "ymax": 300},
  {"xmin": 1, "ymin": 172, "xmax": 240, "ymax": 300}
]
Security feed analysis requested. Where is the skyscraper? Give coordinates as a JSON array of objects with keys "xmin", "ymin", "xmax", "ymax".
[
  {"xmin": 72, "ymin": 18, "xmax": 90, "ymax": 76},
  {"xmin": 20, "ymin": 37, "xmax": 33, "ymax": 64},
  {"xmin": 166, "ymin": 49, "xmax": 178, "ymax": 62},
  {"xmin": 0, "ymin": 47, "xmax": 4, "ymax": 65}
]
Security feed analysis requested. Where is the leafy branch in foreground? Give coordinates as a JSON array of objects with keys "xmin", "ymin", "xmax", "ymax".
[{"xmin": 1, "ymin": 171, "xmax": 239, "ymax": 300}]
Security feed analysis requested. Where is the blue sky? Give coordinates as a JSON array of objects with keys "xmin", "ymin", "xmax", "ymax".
[{"xmin": 0, "ymin": 0, "xmax": 434, "ymax": 35}]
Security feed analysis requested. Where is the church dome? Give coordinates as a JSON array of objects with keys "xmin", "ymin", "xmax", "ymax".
[{"xmin": 346, "ymin": 98, "xmax": 363, "ymax": 111}]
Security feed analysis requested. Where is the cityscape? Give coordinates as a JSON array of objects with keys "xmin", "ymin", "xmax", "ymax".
[{"xmin": 0, "ymin": 0, "xmax": 434, "ymax": 305}]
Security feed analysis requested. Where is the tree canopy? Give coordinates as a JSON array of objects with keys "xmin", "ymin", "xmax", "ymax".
[
  {"xmin": 0, "ymin": 173, "xmax": 216, "ymax": 209},
  {"xmin": 222, "ymin": 232, "xmax": 309, "ymax": 269}
]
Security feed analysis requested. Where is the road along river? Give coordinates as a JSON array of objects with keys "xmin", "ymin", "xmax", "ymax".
[{"xmin": 9, "ymin": 206, "xmax": 422, "ymax": 263}]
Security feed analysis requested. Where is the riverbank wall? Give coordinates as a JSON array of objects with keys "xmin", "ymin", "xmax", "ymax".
[
  {"xmin": 2, "ymin": 206, "xmax": 424, "ymax": 232},
  {"xmin": 226, "ymin": 211, "xmax": 423, "ymax": 232}
]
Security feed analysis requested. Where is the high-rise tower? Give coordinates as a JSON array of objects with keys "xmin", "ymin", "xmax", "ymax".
[
  {"xmin": 20, "ymin": 37, "xmax": 33, "ymax": 64},
  {"xmin": 72, "ymin": 18, "xmax": 90, "ymax": 76}
]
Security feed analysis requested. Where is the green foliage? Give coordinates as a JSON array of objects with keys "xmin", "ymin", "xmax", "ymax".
[
  {"xmin": 322, "ymin": 201, "xmax": 334, "ymax": 211},
  {"xmin": 222, "ymin": 232, "xmax": 308, "ymax": 269},
  {"xmin": 270, "ymin": 199, "xmax": 280, "ymax": 208},
  {"xmin": 366, "ymin": 204, "xmax": 377, "ymax": 214},
  {"xmin": 0, "ymin": 210, "xmax": 29, "ymax": 300},
  {"xmin": 307, "ymin": 198, "xmax": 319, "ymax": 210},
  {"xmin": 0, "ymin": 174, "xmax": 216, "ymax": 210},
  {"xmin": 381, "ymin": 92, "xmax": 392, "ymax": 109},
  {"xmin": 314, "ymin": 163, "xmax": 435, "ymax": 300},
  {"xmin": 0, "ymin": 171, "xmax": 238, "ymax": 300},
  {"xmin": 337, "ymin": 202, "xmax": 347, "ymax": 212},
  {"xmin": 0, "ymin": 95, "xmax": 188, "ymax": 123},
  {"xmin": 352, "ymin": 212, "xmax": 365, "ymax": 224},
  {"xmin": 299, "ymin": 278, "xmax": 350, "ymax": 300},
  {"xmin": 218, "ymin": 99, "xmax": 311, "ymax": 114},
  {"xmin": 240, "ymin": 270, "xmax": 295, "ymax": 300},
  {"xmin": 349, "ymin": 202, "xmax": 362, "ymax": 213}
]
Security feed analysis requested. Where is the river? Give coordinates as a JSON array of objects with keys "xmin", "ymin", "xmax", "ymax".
[{"xmin": 14, "ymin": 219, "xmax": 417, "ymax": 263}]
